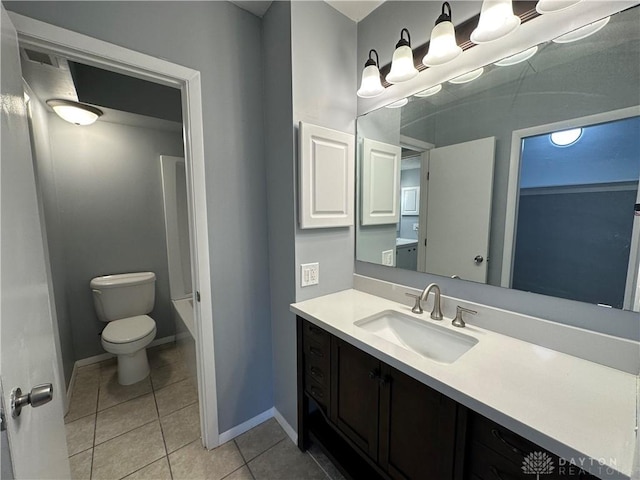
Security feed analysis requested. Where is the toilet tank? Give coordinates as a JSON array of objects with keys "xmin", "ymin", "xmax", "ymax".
[{"xmin": 90, "ymin": 272, "xmax": 156, "ymax": 322}]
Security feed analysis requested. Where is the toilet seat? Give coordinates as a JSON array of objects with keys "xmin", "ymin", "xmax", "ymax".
[{"xmin": 102, "ymin": 315, "xmax": 156, "ymax": 344}]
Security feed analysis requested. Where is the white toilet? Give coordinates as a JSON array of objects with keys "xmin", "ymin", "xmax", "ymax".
[{"xmin": 90, "ymin": 272, "xmax": 157, "ymax": 385}]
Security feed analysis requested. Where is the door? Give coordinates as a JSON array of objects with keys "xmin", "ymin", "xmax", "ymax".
[
  {"xmin": 378, "ymin": 365, "xmax": 457, "ymax": 480},
  {"xmin": 330, "ymin": 338, "xmax": 380, "ymax": 460},
  {"xmin": 361, "ymin": 138, "xmax": 402, "ymax": 226},
  {"xmin": 1, "ymin": 6, "xmax": 70, "ymax": 478},
  {"xmin": 424, "ymin": 137, "xmax": 495, "ymax": 282}
]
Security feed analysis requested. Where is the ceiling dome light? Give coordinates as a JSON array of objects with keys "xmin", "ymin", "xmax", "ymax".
[
  {"xmin": 552, "ymin": 16, "xmax": 610, "ymax": 44},
  {"xmin": 494, "ymin": 46, "xmax": 538, "ymax": 66},
  {"xmin": 357, "ymin": 49, "xmax": 385, "ymax": 98},
  {"xmin": 415, "ymin": 84, "xmax": 442, "ymax": 98},
  {"xmin": 470, "ymin": 0, "xmax": 521, "ymax": 44},
  {"xmin": 386, "ymin": 28, "xmax": 419, "ymax": 84},
  {"xmin": 386, "ymin": 98, "xmax": 409, "ymax": 109},
  {"xmin": 550, "ymin": 128, "xmax": 582, "ymax": 146},
  {"xmin": 536, "ymin": 0, "xmax": 582, "ymax": 14},
  {"xmin": 47, "ymin": 99, "xmax": 103, "ymax": 126},
  {"xmin": 449, "ymin": 68, "xmax": 484, "ymax": 84},
  {"xmin": 422, "ymin": 2, "xmax": 462, "ymax": 67}
]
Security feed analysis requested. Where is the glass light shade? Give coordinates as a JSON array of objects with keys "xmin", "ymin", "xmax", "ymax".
[
  {"xmin": 47, "ymin": 99, "xmax": 102, "ymax": 126},
  {"xmin": 386, "ymin": 45, "xmax": 419, "ymax": 84},
  {"xmin": 422, "ymin": 21, "xmax": 462, "ymax": 67},
  {"xmin": 415, "ymin": 84, "xmax": 442, "ymax": 98},
  {"xmin": 449, "ymin": 68, "xmax": 484, "ymax": 84},
  {"xmin": 494, "ymin": 46, "xmax": 538, "ymax": 66},
  {"xmin": 536, "ymin": 0, "xmax": 582, "ymax": 14},
  {"xmin": 357, "ymin": 64, "xmax": 385, "ymax": 98},
  {"xmin": 550, "ymin": 128, "xmax": 582, "ymax": 146},
  {"xmin": 470, "ymin": 0, "xmax": 521, "ymax": 44},
  {"xmin": 386, "ymin": 98, "xmax": 409, "ymax": 109},
  {"xmin": 552, "ymin": 17, "xmax": 610, "ymax": 43}
]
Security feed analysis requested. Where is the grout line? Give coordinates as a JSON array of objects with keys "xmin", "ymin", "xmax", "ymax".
[
  {"xmin": 90, "ymin": 380, "xmax": 100, "ymax": 479},
  {"xmin": 234, "ymin": 439, "xmax": 248, "ymax": 464},
  {"xmin": 67, "ymin": 445, "xmax": 94, "ymax": 458},
  {"xmin": 153, "ymin": 383, "xmax": 174, "ymax": 480},
  {"xmin": 116, "ymin": 455, "xmax": 167, "ymax": 480},
  {"xmin": 245, "ymin": 437, "xmax": 288, "ymax": 464},
  {"xmin": 220, "ymin": 464, "xmax": 251, "ymax": 480},
  {"xmin": 93, "ymin": 417, "xmax": 159, "ymax": 448}
]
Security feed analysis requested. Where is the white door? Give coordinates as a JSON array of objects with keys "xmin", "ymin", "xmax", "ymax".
[
  {"xmin": 1, "ymin": 7, "xmax": 70, "ymax": 478},
  {"xmin": 424, "ymin": 137, "xmax": 495, "ymax": 283},
  {"xmin": 361, "ymin": 138, "xmax": 401, "ymax": 225}
]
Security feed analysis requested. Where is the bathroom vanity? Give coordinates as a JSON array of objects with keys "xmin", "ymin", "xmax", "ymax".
[{"xmin": 291, "ymin": 289, "xmax": 637, "ymax": 480}]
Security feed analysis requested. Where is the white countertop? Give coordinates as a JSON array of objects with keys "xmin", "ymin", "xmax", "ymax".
[
  {"xmin": 291, "ymin": 289, "xmax": 639, "ymax": 479},
  {"xmin": 396, "ymin": 237, "xmax": 418, "ymax": 247}
]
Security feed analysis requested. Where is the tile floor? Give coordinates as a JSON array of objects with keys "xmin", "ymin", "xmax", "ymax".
[{"xmin": 65, "ymin": 343, "xmax": 344, "ymax": 480}]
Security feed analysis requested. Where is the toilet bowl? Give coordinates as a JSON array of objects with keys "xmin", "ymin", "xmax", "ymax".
[{"xmin": 90, "ymin": 272, "xmax": 157, "ymax": 385}]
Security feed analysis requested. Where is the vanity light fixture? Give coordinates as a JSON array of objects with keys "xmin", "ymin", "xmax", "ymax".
[
  {"xmin": 449, "ymin": 67, "xmax": 484, "ymax": 84},
  {"xmin": 536, "ymin": 0, "xmax": 582, "ymax": 14},
  {"xmin": 550, "ymin": 128, "xmax": 582, "ymax": 146},
  {"xmin": 422, "ymin": 2, "xmax": 462, "ymax": 67},
  {"xmin": 415, "ymin": 84, "xmax": 443, "ymax": 98},
  {"xmin": 552, "ymin": 16, "xmax": 610, "ymax": 43},
  {"xmin": 47, "ymin": 99, "xmax": 103, "ymax": 126},
  {"xmin": 357, "ymin": 49, "xmax": 385, "ymax": 98},
  {"xmin": 386, "ymin": 28, "xmax": 419, "ymax": 84},
  {"xmin": 470, "ymin": 0, "xmax": 521, "ymax": 44},
  {"xmin": 386, "ymin": 98, "xmax": 409, "ymax": 109},
  {"xmin": 494, "ymin": 46, "xmax": 538, "ymax": 66}
]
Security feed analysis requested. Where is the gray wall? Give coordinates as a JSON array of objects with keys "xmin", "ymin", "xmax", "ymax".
[
  {"xmin": 355, "ymin": 3, "xmax": 640, "ymax": 340},
  {"xmin": 44, "ymin": 114, "xmax": 182, "ymax": 359},
  {"xmin": 6, "ymin": 1, "xmax": 274, "ymax": 433}
]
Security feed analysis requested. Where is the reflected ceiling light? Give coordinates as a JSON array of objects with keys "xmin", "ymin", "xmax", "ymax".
[
  {"xmin": 552, "ymin": 16, "xmax": 610, "ymax": 43},
  {"xmin": 449, "ymin": 68, "xmax": 484, "ymax": 84},
  {"xmin": 422, "ymin": 2, "xmax": 462, "ymax": 67},
  {"xmin": 415, "ymin": 84, "xmax": 442, "ymax": 98},
  {"xmin": 47, "ymin": 99, "xmax": 103, "ymax": 126},
  {"xmin": 470, "ymin": 0, "xmax": 521, "ymax": 44},
  {"xmin": 550, "ymin": 128, "xmax": 582, "ymax": 146},
  {"xmin": 494, "ymin": 46, "xmax": 538, "ymax": 66},
  {"xmin": 536, "ymin": 0, "xmax": 582, "ymax": 14},
  {"xmin": 357, "ymin": 49, "xmax": 385, "ymax": 98},
  {"xmin": 386, "ymin": 98, "xmax": 409, "ymax": 109},
  {"xmin": 386, "ymin": 28, "xmax": 419, "ymax": 84}
]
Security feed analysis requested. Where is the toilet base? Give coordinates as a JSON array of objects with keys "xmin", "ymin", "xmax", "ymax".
[{"xmin": 117, "ymin": 349, "xmax": 150, "ymax": 385}]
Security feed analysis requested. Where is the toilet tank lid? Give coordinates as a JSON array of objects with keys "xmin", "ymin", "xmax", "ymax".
[{"xmin": 90, "ymin": 272, "xmax": 156, "ymax": 289}]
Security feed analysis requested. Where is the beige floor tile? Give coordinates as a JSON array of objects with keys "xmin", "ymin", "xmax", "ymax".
[
  {"xmin": 65, "ymin": 414, "xmax": 96, "ymax": 456},
  {"xmin": 155, "ymin": 378, "xmax": 197, "ymax": 417},
  {"xmin": 98, "ymin": 376, "xmax": 152, "ymax": 411},
  {"xmin": 223, "ymin": 465, "xmax": 254, "ymax": 480},
  {"xmin": 95, "ymin": 394, "xmax": 158, "ymax": 444},
  {"xmin": 160, "ymin": 403, "xmax": 200, "ymax": 453},
  {"xmin": 307, "ymin": 443, "xmax": 346, "ymax": 480},
  {"xmin": 169, "ymin": 440, "xmax": 245, "ymax": 480},
  {"xmin": 248, "ymin": 439, "xmax": 327, "ymax": 480},
  {"xmin": 151, "ymin": 360, "xmax": 189, "ymax": 390},
  {"xmin": 148, "ymin": 343, "xmax": 180, "ymax": 369},
  {"xmin": 99, "ymin": 358, "xmax": 118, "ymax": 385},
  {"xmin": 69, "ymin": 449, "xmax": 92, "ymax": 480},
  {"xmin": 235, "ymin": 418, "xmax": 286, "ymax": 462},
  {"xmin": 65, "ymin": 383, "xmax": 99, "ymax": 423},
  {"xmin": 123, "ymin": 457, "xmax": 172, "ymax": 479},
  {"xmin": 92, "ymin": 421, "xmax": 166, "ymax": 480}
]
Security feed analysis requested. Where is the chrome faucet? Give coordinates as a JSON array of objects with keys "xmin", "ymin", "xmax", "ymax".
[{"xmin": 405, "ymin": 283, "xmax": 443, "ymax": 320}]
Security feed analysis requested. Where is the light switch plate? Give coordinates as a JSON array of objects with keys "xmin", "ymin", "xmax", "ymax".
[
  {"xmin": 413, "ymin": 223, "xmax": 419, "ymax": 231},
  {"xmin": 301, "ymin": 263, "xmax": 319, "ymax": 287}
]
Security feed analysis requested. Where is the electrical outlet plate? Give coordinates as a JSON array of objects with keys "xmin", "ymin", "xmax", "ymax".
[
  {"xmin": 301, "ymin": 262, "xmax": 319, "ymax": 287},
  {"xmin": 382, "ymin": 250, "xmax": 394, "ymax": 266},
  {"xmin": 413, "ymin": 223, "xmax": 419, "ymax": 231}
]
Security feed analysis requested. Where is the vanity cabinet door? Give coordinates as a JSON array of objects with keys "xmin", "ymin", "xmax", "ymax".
[
  {"xmin": 379, "ymin": 365, "xmax": 458, "ymax": 480},
  {"xmin": 330, "ymin": 337, "xmax": 381, "ymax": 460}
]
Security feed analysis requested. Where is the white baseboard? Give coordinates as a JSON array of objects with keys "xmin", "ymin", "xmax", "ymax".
[
  {"xmin": 273, "ymin": 408, "xmax": 297, "ymax": 445},
  {"xmin": 218, "ymin": 407, "xmax": 275, "ymax": 444},
  {"xmin": 74, "ymin": 335, "xmax": 176, "ymax": 368}
]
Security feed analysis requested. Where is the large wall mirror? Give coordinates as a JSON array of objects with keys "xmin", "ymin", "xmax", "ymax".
[{"xmin": 356, "ymin": 5, "xmax": 640, "ymax": 312}]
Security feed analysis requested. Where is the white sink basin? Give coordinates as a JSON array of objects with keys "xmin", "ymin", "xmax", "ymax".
[{"xmin": 354, "ymin": 310, "xmax": 478, "ymax": 364}]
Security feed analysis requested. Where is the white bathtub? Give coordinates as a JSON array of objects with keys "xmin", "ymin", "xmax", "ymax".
[{"xmin": 172, "ymin": 297, "xmax": 197, "ymax": 381}]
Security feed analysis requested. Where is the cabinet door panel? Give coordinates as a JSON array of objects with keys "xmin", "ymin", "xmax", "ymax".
[
  {"xmin": 379, "ymin": 365, "xmax": 457, "ymax": 480},
  {"xmin": 330, "ymin": 338, "xmax": 380, "ymax": 460}
]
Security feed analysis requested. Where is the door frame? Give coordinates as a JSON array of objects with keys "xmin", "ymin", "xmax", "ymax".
[
  {"xmin": 8, "ymin": 12, "xmax": 220, "ymax": 448},
  {"xmin": 501, "ymin": 105, "xmax": 640, "ymax": 311}
]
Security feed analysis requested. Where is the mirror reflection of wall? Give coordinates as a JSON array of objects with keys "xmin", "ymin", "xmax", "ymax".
[{"xmin": 355, "ymin": 5, "xmax": 640, "ymax": 312}]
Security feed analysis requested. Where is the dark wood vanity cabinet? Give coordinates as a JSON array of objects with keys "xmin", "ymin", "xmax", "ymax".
[{"xmin": 297, "ymin": 317, "xmax": 602, "ymax": 480}]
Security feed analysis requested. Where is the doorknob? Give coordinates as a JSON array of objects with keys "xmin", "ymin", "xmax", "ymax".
[
  {"xmin": 474, "ymin": 255, "xmax": 484, "ymax": 265},
  {"xmin": 11, "ymin": 384, "xmax": 53, "ymax": 418}
]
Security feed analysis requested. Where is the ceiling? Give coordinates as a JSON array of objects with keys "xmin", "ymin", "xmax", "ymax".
[{"xmin": 229, "ymin": 0, "xmax": 384, "ymax": 22}]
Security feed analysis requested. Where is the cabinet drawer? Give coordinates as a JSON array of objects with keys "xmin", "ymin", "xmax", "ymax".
[
  {"xmin": 303, "ymin": 338, "xmax": 330, "ymax": 370},
  {"xmin": 305, "ymin": 376, "xmax": 328, "ymax": 409},
  {"xmin": 302, "ymin": 320, "xmax": 330, "ymax": 347},
  {"xmin": 305, "ymin": 355, "xmax": 329, "ymax": 388}
]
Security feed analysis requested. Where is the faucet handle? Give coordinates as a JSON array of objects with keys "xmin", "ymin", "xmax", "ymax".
[
  {"xmin": 452, "ymin": 306, "xmax": 477, "ymax": 328},
  {"xmin": 405, "ymin": 293, "xmax": 423, "ymax": 314}
]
